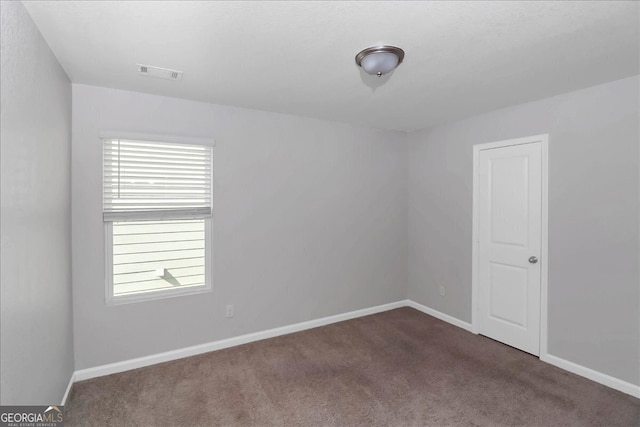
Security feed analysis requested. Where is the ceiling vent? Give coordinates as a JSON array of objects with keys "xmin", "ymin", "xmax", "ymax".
[{"xmin": 137, "ymin": 64, "xmax": 183, "ymax": 81}]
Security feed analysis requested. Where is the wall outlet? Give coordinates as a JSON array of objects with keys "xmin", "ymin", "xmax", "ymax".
[
  {"xmin": 225, "ymin": 304, "xmax": 234, "ymax": 318},
  {"xmin": 439, "ymin": 285, "xmax": 446, "ymax": 297}
]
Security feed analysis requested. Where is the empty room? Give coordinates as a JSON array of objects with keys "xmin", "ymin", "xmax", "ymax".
[{"xmin": 1, "ymin": 1, "xmax": 639, "ymax": 425}]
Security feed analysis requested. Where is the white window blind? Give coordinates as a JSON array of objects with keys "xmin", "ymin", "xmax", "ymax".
[{"xmin": 103, "ymin": 139, "xmax": 212, "ymax": 222}]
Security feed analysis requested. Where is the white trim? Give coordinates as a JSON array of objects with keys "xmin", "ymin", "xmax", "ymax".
[
  {"xmin": 103, "ymin": 208, "xmax": 212, "ymax": 223},
  {"xmin": 407, "ymin": 299, "xmax": 640, "ymax": 398},
  {"xmin": 99, "ymin": 130, "xmax": 215, "ymax": 147},
  {"xmin": 471, "ymin": 146, "xmax": 480, "ymax": 334},
  {"xmin": 104, "ymin": 221, "xmax": 113, "ymax": 303},
  {"xmin": 541, "ymin": 353, "xmax": 640, "ymax": 399},
  {"xmin": 406, "ymin": 300, "xmax": 473, "ymax": 332},
  {"xmin": 106, "ymin": 283, "xmax": 213, "ymax": 306},
  {"xmin": 105, "ymin": 218, "xmax": 213, "ymax": 306},
  {"xmin": 74, "ymin": 300, "xmax": 406, "ymax": 381},
  {"xmin": 539, "ymin": 137, "xmax": 550, "ymax": 357},
  {"xmin": 471, "ymin": 134, "xmax": 547, "ymax": 151},
  {"xmin": 67, "ymin": 299, "xmax": 640, "ymax": 400},
  {"xmin": 61, "ymin": 372, "xmax": 75, "ymax": 405},
  {"xmin": 471, "ymin": 134, "xmax": 549, "ymax": 352}
]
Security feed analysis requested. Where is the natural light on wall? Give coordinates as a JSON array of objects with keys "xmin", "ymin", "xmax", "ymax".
[{"xmin": 103, "ymin": 138, "xmax": 213, "ymax": 302}]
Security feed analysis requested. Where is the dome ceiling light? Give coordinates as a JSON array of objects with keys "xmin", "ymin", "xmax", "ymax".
[{"xmin": 355, "ymin": 45, "xmax": 405, "ymax": 77}]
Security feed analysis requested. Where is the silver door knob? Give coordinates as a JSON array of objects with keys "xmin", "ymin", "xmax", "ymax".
[{"xmin": 528, "ymin": 256, "xmax": 538, "ymax": 264}]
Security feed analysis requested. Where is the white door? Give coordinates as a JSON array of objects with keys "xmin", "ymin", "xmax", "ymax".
[{"xmin": 476, "ymin": 141, "xmax": 542, "ymax": 355}]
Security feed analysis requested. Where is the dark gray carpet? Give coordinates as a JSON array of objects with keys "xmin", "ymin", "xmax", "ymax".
[{"xmin": 66, "ymin": 307, "xmax": 640, "ymax": 426}]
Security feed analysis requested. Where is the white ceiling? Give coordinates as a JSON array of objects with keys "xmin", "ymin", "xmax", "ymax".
[{"xmin": 23, "ymin": 1, "xmax": 639, "ymax": 132}]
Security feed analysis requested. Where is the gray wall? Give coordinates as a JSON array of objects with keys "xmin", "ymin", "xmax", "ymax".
[
  {"xmin": 408, "ymin": 76, "xmax": 639, "ymax": 386},
  {"xmin": 0, "ymin": 1, "xmax": 74, "ymax": 404},
  {"xmin": 72, "ymin": 84, "xmax": 408, "ymax": 370}
]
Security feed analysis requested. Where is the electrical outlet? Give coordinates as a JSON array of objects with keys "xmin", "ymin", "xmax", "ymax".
[
  {"xmin": 225, "ymin": 304, "xmax": 234, "ymax": 318},
  {"xmin": 439, "ymin": 285, "xmax": 446, "ymax": 297}
]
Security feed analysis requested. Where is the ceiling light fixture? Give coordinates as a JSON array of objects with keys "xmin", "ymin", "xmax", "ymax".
[{"xmin": 355, "ymin": 45, "xmax": 405, "ymax": 77}]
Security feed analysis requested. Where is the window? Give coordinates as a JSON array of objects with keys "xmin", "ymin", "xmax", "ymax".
[{"xmin": 103, "ymin": 138, "xmax": 213, "ymax": 303}]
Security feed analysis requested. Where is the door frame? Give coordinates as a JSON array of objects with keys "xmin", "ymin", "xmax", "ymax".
[{"xmin": 471, "ymin": 134, "xmax": 549, "ymax": 357}]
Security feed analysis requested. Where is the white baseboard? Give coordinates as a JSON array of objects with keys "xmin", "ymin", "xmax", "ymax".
[
  {"xmin": 74, "ymin": 300, "xmax": 406, "ymax": 382},
  {"xmin": 61, "ymin": 372, "xmax": 75, "ymax": 405},
  {"xmin": 540, "ymin": 353, "xmax": 640, "ymax": 399},
  {"xmin": 405, "ymin": 300, "xmax": 639, "ymax": 399},
  {"xmin": 70, "ymin": 298, "xmax": 639, "ymax": 401},
  {"xmin": 405, "ymin": 300, "xmax": 474, "ymax": 332}
]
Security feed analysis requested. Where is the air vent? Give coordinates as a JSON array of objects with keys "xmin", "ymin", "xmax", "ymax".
[{"xmin": 136, "ymin": 64, "xmax": 183, "ymax": 81}]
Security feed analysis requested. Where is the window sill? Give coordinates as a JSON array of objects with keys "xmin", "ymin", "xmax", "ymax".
[{"xmin": 106, "ymin": 285, "xmax": 211, "ymax": 306}]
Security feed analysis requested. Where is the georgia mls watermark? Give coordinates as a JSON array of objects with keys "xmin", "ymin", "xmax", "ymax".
[{"xmin": 0, "ymin": 406, "xmax": 63, "ymax": 427}]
